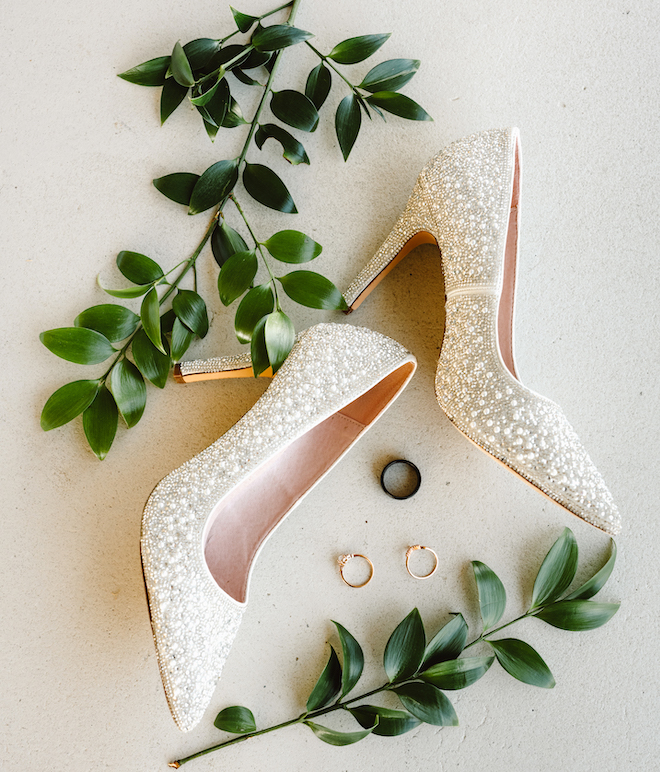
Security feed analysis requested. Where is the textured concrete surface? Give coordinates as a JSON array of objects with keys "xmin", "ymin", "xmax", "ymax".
[{"xmin": 2, "ymin": 1, "xmax": 659, "ymax": 770}]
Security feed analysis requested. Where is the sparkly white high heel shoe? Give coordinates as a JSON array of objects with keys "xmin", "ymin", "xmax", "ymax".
[
  {"xmin": 343, "ymin": 128, "xmax": 621, "ymax": 534},
  {"xmin": 141, "ymin": 323, "xmax": 416, "ymax": 731}
]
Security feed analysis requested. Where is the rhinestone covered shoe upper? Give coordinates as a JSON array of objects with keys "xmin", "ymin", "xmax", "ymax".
[
  {"xmin": 141, "ymin": 323, "xmax": 416, "ymax": 731},
  {"xmin": 346, "ymin": 128, "xmax": 620, "ymax": 534}
]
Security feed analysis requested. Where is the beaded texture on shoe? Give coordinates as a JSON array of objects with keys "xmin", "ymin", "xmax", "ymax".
[
  {"xmin": 179, "ymin": 350, "xmax": 253, "ymax": 377},
  {"xmin": 141, "ymin": 323, "xmax": 416, "ymax": 731},
  {"xmin": 345, "ymin": 128, "xmax": 620, "ymax": 535}
]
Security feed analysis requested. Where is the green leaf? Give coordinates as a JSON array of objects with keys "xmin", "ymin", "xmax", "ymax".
[
  {"xmin": 422, "ymin": 614, "xmax": 468, "ymax": 670},
  {"xmin": 255, "ymin": 124, "xmax": 310, "ymax": 165},
  {"xmin": 207, "ymin": 44, "xmax": 251, "ymax": 71},
  {"xmin": 250, "ymin": 315, "xmax": 270, "ymax": 377},
  {"xmin": 263, "ymin": 230, "xmax": 322, "ymax": 263},
  {"xmin": 350, "ymin": 705, "xmax": 420, "ymax": 737},
  {"xmin": 153, "ymin": 173, "xmax": 200, "ymax": 206},
  {"xmin": 335, "ymin": 94, "xmax": 361, "ymax": 161},
  {"xmin": 252, "ymin": 25, "xmax": 314, "ymax": 52},
  {"xmin": 305, "ymin": 62, "xmax": 332, "ymax": 110},
  {"xmin": 190, "ymin": 72, "xmax": 226, "ymax": 106},
  {"xmin": 393, "ymin": 683, "xmax": 458, "ymax": 726},
  {"xmin": 327, "ymin": 33, "xmax": 391, "ymax": 65},
  {"xmin": 172, "ymin": 289, "xmax": 209, "ymax": 338},
  {"xmin": 189, "ymin": 159, "xmax": 239, "ymax": 215},
  {"xmin": 217, "ymin": 250, "xmax": 258, "ymax": 306},
  {"xmin": 277, "ymin": 270, "xmax": 347, "ymax": 310},
  {"xmin": 118, "ymin": 56, "xmax": 170, "ymax": 86},
  {"xmin": 170, "ymin": 41, "xmax": 195, "ymax": 88},
  {"xmin": 235, "ymin": 283, "xmax": 274, "ymax": 343},
  {"xmin": 359, "ymin": 59, "xmax": 420, "ymax": 93},
  {"xmin": 159, "ymin": 309, "xmax": 176, "ymax": 335},
  {"xmin": 183, "ymin": 38, "xmax": 221, "ymax": 70},
  {"xmin": 222, "ymin": 96, "xmax": 248, "ymax": 127},
  {"xmin": 41, "ymin": 380, "xmax": 100, "ymax": 431},
  {"xmin": 40, "ymin": 328, "xmax": 116, "ymax": 365},
  {"xmin": 170, "ymin": 318, "xmax": 194, "ymax": 361},
  {"xmin": 233, "ymin": 68, "xmax": 260, "ymax": 86},
  {"xmin": 271, "ymin": 90, "xmax": 319, "ymax": 132},
  {"xmin": 98, "ymin": 281, "xmax": 150, "ymax": 299},
  {"xmin": 333, "ymin": 621, "xmax": 364, "ymax": 698},
  {"xmin": 214, "ymin": 705, "xmax": 256, "ymax": 733},
  {"xmin": 108, "ymin": 359, "xmax": 146, "ymax": 428},
  {"xmin": 306, "ymin": 646, "xmax": 342, "ymax": 712},
  {"xmin": 211, "ymin": 221, "xmax": 249, "ymax": 268},
  {"xmin": 243, "ymin": 163, "xmax": 297, "ymax": 213},
  {"xmin": 419, "ymin": 656, "xmax": 494, "ymax": 690},
  {"xmin": 82, "ymin": 385, "xmax": 118, "ymax": 460},
  {"xmin": 264, "ymin": 310, "xmax": 295, "ymax": 373},
  {"xmin": 203, "ymin": 118, "xmax": 219, "ymax": 141},
  {"xmin": 231, "ymin": 7, "xmax": 258, "ymax": 33},
  {"xmin": 74, "ymin": 304, "xmax": 139, "ymax": 343},
  {"xmin": 366, "ymin": 92, "xmax": 433, "ymax": 121},
  {"xmin": 203, "ymin": 78, "xmax": 231, "ymax": 127},
  {"xmin": 160, "ymin": 78, "xmax": 189, "ymax": 124},
  {"xmin": 241, "ymin": 48, "xmax": 271, "ymax": 69},
  {"xmin": 383, "ymin": 608, "xmax": 426, "ymax": 682},
  {"xmin": 531, "ymin": 527, "xmax": 579, "ymax": 609},
  {"xmin": 116, "ymin": 251, "xmax": 164, "ymax": 285},
  {"xmin": 140, "ymin": 288, "xmax": 166, "ymax": 354},
  {"xmin": 472, "ymin": 560, "xmax": 507, "ymax": 631},
  {"xmin": 369, "ymin": 101, "xmax": 387, "ymax": 121},
  {"xmin": 566, "ymin": 540, "xmax": 617, "ymax": 600},
  {"xmin": 489, "ymin": 638, "xmax": 555, "ymax": 688},
  {"xmin": 132, "ymin": 328, "xmax": 171, "ymax": 389},
  {"xmin": 534, "ymin": 600, "xmax": 620, "ymax": 631},
  {"xmin": 304, "ymin": 719, "xmax": 376, "ymax": 746}
]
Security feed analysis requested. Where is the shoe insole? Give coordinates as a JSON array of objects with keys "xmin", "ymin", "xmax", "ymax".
[{"xmin": 203, "ymin": 362, "xmax": 414, "ymax": 603}]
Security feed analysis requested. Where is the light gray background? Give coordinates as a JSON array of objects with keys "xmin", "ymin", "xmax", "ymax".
[{"xmin": 2, "ymin": 1, "xmax": 658, "ymax": 770}]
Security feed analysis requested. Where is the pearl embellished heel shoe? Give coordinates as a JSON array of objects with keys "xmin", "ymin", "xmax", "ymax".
[
  {"xmin": 344, "ymin": 127, "xmax": 620, "ymax": 534},
  {"xmin": 141, "ymin": 323, "xmax": 416, "ymax": 731}
]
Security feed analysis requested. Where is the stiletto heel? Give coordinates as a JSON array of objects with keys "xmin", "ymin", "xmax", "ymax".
[
  {"xmin": 142, "ymin": 323, "xmax": 416, "ymax": 731},
  {"xmin": 345, "ymin": 128, "xmax": 620, "ymax": 534},
  {"xmin": 344, "ymin": 178, "xmax": 438, "ymax": 313}
]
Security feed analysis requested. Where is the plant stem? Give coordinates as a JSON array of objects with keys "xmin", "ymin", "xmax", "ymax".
[
  {"xmin": 169, "ymin": 713, "xmax": 306, "ymax": 767},
  {"xmin": 170, "ymin": 603, "xmax": 545, "ymax": 767},
  {"xmin": 169, "ymin": 684, "xmax": 389, "ymax": 767},
  {"xmin": 99, "ymin": 210, "xmax": 218, "ymax": 381},
  {"xmin": 197, "ymin": 47, "xmax": 255, "ymax": 87},
  {"xmin": 464, "ymin": 612, "xmax": 532, "ymax": 649},
  {"xmin": 106, "ymin": 0, "xmax": 302, "ymax": 385},
  {"xmin": 305, "ymin": 41, "xmax": 358, "ymax": 92},
  {"xmin": 230, "ymin": 194, "xmax": 281, "ymax": 308},
  {"xmin": 219, "ymin": 1, "xmax": 294, "ymax": 46}
]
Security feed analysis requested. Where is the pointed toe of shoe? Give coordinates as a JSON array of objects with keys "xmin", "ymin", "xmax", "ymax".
[
  {"xmin": 140, "ymin": 323, "xmax": 417, "ymax": 732},
  {"xmin": 142, "ymin": 476, "xmax": 245, "ymax": 732},
  {"xmin": 436, "ymin": 357, "xmax": 621, "ymax": 535}
]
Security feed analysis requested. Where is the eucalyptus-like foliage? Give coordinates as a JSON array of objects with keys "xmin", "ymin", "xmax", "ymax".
[
  {"xmin": 169, "ymin": 529, "xmax": 620, "ymax": 767},
  {"xmin": 40, "ymin": 0, "xmax": 431, "ymax": 459}
]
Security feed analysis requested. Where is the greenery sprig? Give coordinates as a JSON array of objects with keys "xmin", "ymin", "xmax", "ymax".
[
  {"xmin": 39, "ymin": 0, "xmax": 431, "ymax": 459},
  {"xmin": 169, "ymin": 528, "xmax": 619, "ymax": 767}
]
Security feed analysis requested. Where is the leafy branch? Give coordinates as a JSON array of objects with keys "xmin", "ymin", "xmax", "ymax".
[
  {"xmin": 39, "ymin": 0, "xmax": 432, "ymax": 459},
  {"xmin": 169, "ymin": 528, "xmax": 619, "ymax": 767}
]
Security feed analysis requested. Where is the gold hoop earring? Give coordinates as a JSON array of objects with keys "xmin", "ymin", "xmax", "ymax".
[
  {"xmin": 337, "ymin": 553, "xmax": 374, "ymax": 588},
  {"xmin": 405, "ymin": 545, "xmax": 438, "ymax": 579}
]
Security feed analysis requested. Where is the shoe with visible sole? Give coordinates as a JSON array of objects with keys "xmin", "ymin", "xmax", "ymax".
[
  {"xmin": 141, "ymin": 323, "xmax": 416, "ymax": 731},
  {"xmin": 343, "ymin": 127, "xmax": 620, "ymax": 535}
]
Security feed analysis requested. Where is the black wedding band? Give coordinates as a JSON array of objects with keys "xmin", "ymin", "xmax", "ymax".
[{"xmin": 380, "ymin": 459, "xmax": 421, "ymax": 500}]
